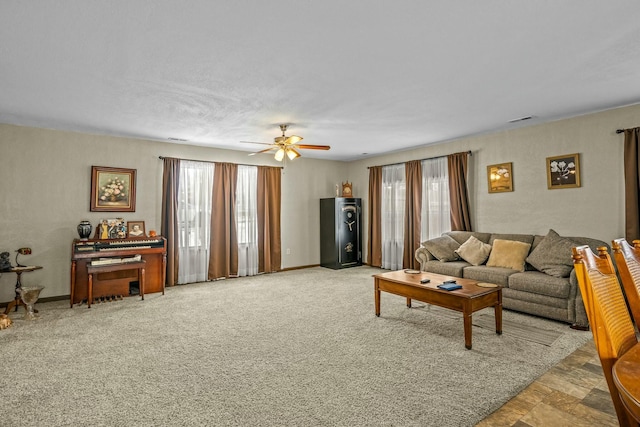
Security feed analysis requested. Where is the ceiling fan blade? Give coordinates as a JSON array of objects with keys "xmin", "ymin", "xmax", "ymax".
[
  {"xmin": 296, "ymin": 144, "xmax": 331, "ymax": 150},
  {"xmin": 240, "ymin": 141, "xmax": 272, "ymax": 146},
  {"xmin": 285, "ymin": 135, "xmax": 303, "ymax": 145},
  {"xmin": 248, "ymin": 147, "xmax": 277, "ymax": 156}
]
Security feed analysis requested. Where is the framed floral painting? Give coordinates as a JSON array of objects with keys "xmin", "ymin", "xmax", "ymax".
[
  {"xmin": 90, "ymin": 166, "xmax": 137, "ymax": 212},
  {"xmin": 487, "ymin": 162, "xmax": 513, "ymax": 193},
  {"xmin": 546, "ymin": 154, "xmax": 580, "ymax": 189}
]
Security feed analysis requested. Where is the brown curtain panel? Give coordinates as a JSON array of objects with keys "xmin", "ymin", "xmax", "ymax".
[
  {"xmin": 624, "ymin": 128, "xmax": 640, "ymax": 241},
  {"xmin": 403, "ymin": 160, "xmax": 422, "ymax": 269},
  {"xmin": 367, "ymin": 166, "xmax": 383, "ymax": 267},
  {"xmin": 257, "ymin": 166, "xmax": 282, "ymax": 273},
  {"xmin": 209, "ymin": 163, "xmax": 239, "ymax": 280},
  {"xmin": 161, "ymin": 157, "xmax": 180, "ymax": 286},
  {"xmin": 448, "ymin": 152, "xmax": 472, "ymax": 231}
]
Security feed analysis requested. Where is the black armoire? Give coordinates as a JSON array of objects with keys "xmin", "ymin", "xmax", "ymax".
[{"xmin": 320, "ymin": 197, "xmax": 362, "ymax": 269}]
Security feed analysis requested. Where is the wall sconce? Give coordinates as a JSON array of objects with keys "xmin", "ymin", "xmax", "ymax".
[{"xmin": 15, "ymin": 247, "xmax": 32, "ymax": 267}]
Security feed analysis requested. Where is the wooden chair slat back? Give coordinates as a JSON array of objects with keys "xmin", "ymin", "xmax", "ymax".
[
  {"xmin": 612, "ymin": 238, "xmax": 640, "ymax": 329},
  {"xmin": 572, "ymin": 245, "xmax": 638, "ymax": 426}
]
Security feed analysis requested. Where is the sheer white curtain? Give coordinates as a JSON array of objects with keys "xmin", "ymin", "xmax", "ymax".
[
  {"xmin": 381, "ymin": 163, "xmax": 405, "ymax": 270},
  {"xmin": 177, "ymin": 160, "xmax": 214, "ymax": 284},
  {"xmin": 236, "ymin": 165, "xmax": 258, "ymax": 276},
  {"xmin": 421, "ymin": 157, "xmax": 451, "ymax": 242}
]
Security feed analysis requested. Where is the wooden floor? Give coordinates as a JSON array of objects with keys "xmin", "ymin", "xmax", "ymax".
[{"xmin": 476, "ymin": 340, "xmax": 619, "ymax": 426}]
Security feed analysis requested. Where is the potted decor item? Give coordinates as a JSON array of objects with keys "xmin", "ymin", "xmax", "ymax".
[{"xmin": 77, "ymin": 220, "xmax": 92, "ymax": 240}]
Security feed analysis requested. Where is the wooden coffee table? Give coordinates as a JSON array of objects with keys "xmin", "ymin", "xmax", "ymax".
[{"xmin": 373, "ymin": 270, "xmax": 502, "ymax": 349}]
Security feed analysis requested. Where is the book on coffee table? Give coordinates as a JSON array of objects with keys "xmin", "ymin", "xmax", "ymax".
[{"xmin": 437, "ymin": 283, "xmax": 462, "ymax": 291}]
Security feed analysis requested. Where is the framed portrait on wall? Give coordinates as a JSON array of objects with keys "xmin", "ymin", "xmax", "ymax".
[{"xmin": 90, "ymin": 166, "xmax": 137, "ymax": 212}]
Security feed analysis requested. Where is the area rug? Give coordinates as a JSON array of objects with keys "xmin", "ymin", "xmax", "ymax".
[
  {"xmin": 412, "ymin": 304, "xmax": 563, "ymax": 346},
  {"xmin": 0, "ymin": 266, "xmax": 592, "ymax": 426}
]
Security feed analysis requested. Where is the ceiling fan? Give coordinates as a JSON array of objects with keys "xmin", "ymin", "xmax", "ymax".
[{"xmin": 241, "ymin": 124, "xmax": 331, "ymax": 161}]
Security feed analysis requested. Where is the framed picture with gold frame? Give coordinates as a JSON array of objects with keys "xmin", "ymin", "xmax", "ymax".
[
  {"xmin": 546, "ymin": 153, "xmax": 580, "ymax": 189},
  {"xmin": 487, "ymin": 163, "xmax": 513, "ymax": 193},
  {"xmin": 90, "ymin": 166, "xmax": 137, "ymax": 212},
  {"xmin": 127, "ymin": 221, "xmax": 146, "ymax": 237}
]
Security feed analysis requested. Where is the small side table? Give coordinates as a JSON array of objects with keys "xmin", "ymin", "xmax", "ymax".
[{"xmin": 3, "ymin": 265, "xmax": 43, "ymax": 315}]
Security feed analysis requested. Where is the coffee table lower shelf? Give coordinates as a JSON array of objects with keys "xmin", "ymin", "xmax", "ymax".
[{"xmin": 373, "ymin": 270, "xmax": 502, "ymax": 350}]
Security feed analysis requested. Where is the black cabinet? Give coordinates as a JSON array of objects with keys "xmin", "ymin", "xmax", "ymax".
[{"xmin": 320, "ymin": 198, "xmax": 362, "ymax": 269}]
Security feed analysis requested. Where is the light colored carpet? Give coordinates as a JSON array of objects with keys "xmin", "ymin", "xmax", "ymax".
[{"xmin": 0, "ymin": 266, "xmax": 592, "ymax": 426}]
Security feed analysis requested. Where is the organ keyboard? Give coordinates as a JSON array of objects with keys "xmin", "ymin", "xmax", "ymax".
[{"xmin": 70, "ymin": 237, "xmax": 167, "ymax": 307}]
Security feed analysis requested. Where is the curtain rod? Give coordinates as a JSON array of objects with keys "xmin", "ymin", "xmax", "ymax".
[
  {"xmin": 158, "ymin": 156, "xmax": 283, "ymax": 169},
  {"xmin": 366, "ymin": 150, "xmax": 472, "ymax": 169}
]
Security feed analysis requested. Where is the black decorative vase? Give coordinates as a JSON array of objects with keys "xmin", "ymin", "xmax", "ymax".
[{"xmin": 77, "ymin": 220, "xmax": 92, "ymax": 240}]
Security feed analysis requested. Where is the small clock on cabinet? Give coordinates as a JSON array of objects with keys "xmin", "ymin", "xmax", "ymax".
[{"xmin": 341, "ymin": 181, "xmax": 353, "ymax": 197}]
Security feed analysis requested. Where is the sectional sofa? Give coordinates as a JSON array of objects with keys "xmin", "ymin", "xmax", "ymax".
[{"xmin": 414, "ymin": 229, "xmax": 608, "ymax": 329}]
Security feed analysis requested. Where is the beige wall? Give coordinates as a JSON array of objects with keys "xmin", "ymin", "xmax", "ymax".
[
  {"xmin": 1, "ymin": 103, "xmax": 638, "ymax": 301},
  {"xmin": 348, "ymin": 103, "xmax": 640, "ymax": 261},
  {"xmin": 0, "ymin": 124, "xmax": 348, "ymax": 301}
]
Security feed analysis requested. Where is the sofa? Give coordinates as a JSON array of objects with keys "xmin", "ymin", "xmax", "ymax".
[{"xmin": 414, "ymin": 229, "xmax": 609, "ymax": 329}]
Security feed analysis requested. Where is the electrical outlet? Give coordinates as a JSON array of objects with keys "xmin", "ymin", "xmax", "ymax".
[{"xmin": 286, "ymin": 248, "xmax": 291, "ymax": 255}]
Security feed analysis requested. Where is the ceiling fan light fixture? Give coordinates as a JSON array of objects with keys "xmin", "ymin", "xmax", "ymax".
[
  {"xmin": 274, "ymin": 148, "xmax": 285, "ymax": 161},
  {"xmin": 286, "ymin": 148, "xmax": 300, "ymax": 160}
]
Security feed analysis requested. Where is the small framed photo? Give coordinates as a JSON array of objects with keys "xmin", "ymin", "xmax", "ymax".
[
  {"xmin": 546, "ymin": 153, "xmax": 580, "ymax": 189},
  {"xmin": 487, "ymin": 163, "xmax": 513, "ymax": 193},
  {"xmin": 90, "ymin": 166, "xmax": 137, "ymax": 212},
  {"xmin": 127, "ymin": 221, "xmax": 146, "ymax": 237},
  {"xmin": 96, "ymin": 218, "xmax": 126, "ymax": 240}
]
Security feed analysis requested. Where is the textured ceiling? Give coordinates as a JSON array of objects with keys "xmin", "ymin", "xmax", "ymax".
[{"xmin": 1, "ymin": 1, "xmax": 639, "ymax": 161}]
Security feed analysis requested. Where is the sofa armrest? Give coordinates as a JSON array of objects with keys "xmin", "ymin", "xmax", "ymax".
[{"xmin": 415, "ymin": 245, "xmax": 436, "ymax": 271}]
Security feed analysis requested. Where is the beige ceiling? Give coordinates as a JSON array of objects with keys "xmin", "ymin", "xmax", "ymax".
[{"xmin": 1, "ymin": 1, "xmax": 639, "ymax": 161}]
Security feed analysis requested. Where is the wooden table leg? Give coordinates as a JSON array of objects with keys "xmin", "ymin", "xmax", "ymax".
[
  {"xmin": 463, "ymin": 311, "xmax": 472, "ymax": 350},
  {"xmin": 70, "ymin": 260, "xmax": 76, "ymax": 308},
  {"xmin": 87, "ymin": 273, "xmax": 93, "ymax": 308},
  {"xmin": 374, "ymin": 280, "xmax": 381, "ymax": 317},
  {"xmin": 140, "ymin": 266, "xmax": 145, "ymax": 301},
  {"xmin": 495, "ymin": 292, "xmax": 503, "ymax": 335},
  {"xmin": 406, "ymin": 297, "xmax": 412, "ymax": 308}
]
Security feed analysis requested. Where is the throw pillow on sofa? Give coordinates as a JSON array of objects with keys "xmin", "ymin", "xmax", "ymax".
[
  {"xmin": 526, "ymin": 229, "xmax": 577, "ymax": 278},
  {"xmin": 424, "ymin": 235, "xmax": 461, "ymax": 262},
  {"xmin": 455, "ymin": 236, "xmax": 492, "ymax": 266},
  {"xmin": 486, "ymin": 239, "xmax": 531, "ymax": 272}
]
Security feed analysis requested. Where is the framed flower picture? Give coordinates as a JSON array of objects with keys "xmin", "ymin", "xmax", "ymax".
[
  {"xmin": 546, "ymin": 154, "xmax": 580, "ymax": 189},
  {"xmin": 487, "ymin": 162, "xmax": 513, "ymax": 193},
  {"xmin": 90, "ymin": 166, "xmax": 137, "ymax": 212}
]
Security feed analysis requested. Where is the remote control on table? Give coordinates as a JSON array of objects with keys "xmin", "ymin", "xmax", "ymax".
[
  {"xmin": 443, "ymin": 279, "xmax": 456, "ymax": 284},
  {"xmin": 420, "ymin": 278, "xmax": 430, "ymax": 284}
]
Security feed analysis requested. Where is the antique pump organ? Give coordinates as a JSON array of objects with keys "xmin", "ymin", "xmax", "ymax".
[{"xmin": 70, "ymin": 236, "xmax": 166, "ymax": 306}]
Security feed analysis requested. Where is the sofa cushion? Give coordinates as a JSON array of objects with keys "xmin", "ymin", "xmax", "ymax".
[
  {"xmin": 423, "ymin": 235, "xmax": 460, "ymax": 262},
  {"xmin": 486, "ymin": 239, "xmax": 531, "ymax": 272},
  {"xmin": 525, "ymin": 229, "xmax": 577, "ymax": 278},
  {"xmin": 507, "ymin": 271, "xmax": 572, "ymax": 299},
  {"xmin": 462, "ymin": 266, "xmax": 515, "ymax": 287},
  {"xmin": 455, "ymin": 236, "xmax": 492, "ymax": 266},
  {"xmin": 422, "ymin": 260, "xmax": 470, "ymax": 277}
]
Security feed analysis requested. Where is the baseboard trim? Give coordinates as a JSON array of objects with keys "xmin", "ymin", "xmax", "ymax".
[{"xmin": 280, "ymin": 264, "xmax": 320, "ymax": 272}]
